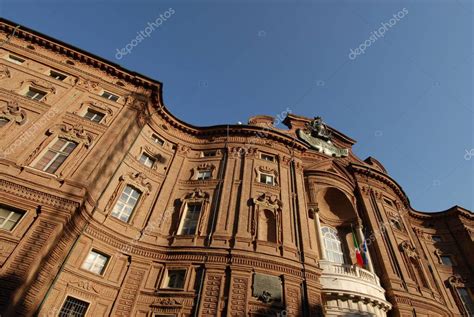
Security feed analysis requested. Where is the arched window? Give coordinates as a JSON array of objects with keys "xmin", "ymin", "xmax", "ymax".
[{"xmin": 321, "ymin": 226, "xmax": 344, "ymax": 264}]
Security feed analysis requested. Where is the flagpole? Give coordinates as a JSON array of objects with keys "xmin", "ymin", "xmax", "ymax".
[{"xmin": 356, "ymin": 224, "xmax": 375, "ymax": 274}]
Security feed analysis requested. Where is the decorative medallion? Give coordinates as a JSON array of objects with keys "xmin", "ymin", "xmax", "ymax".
[{"xmin": 297, "ymin": 116, "xmax": 348, "ymax": 157}]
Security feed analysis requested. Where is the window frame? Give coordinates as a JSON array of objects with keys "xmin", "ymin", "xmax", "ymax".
[
  {"xmin": 151, "ymin": 134, "xmax": 165, "ymax": 146},
  {"xmin": 260, "ymin": 153, "xmax": 275, "ymax": 162},
  {"xmin": 31, "ymin": 137, "xmax": 78, "ymax": 174},
  {"xmin": 162, "ymin": 268, "xmax": 187, "ymax": 289},
  {"xmin": 81, "ymin": 249, "xmax": 110, "ymax": 275},
  {"xmin": 202, "ymin": 150, "xmax": 216, "ymax": 157},
  {"xmin": 259, "ymin": 173, "xmax": 275, "ymax": 185},
  {"xmin": 7, "ymin": 54, "xmax": 25, "ymax": 64},
  {"xmin": 49, "ymin": 70, "xmax": 67, "ymax": 81},
  {"xmin": 101, "ymin": 91, "xmax": 119, "ymax": 102},
  {"xmin": 0, "ymin": 117, "xmax": 10, "ymax": 128},
  {"xmin": 196, "ymin": 170, "xmax": 211, "ymax": 180},
  {"xmin": 0, "ymin": 205, "xmax": 25, "ymax": 232},
  {"xmin": 59, "ymin": 295, "xmax": 90, "ymax": 317},
  {"xmin": 177, "ymin": 202, "xmax": 203, "ymax": 236},
  {"xmin": 321, "ymin": 226, "xmax": 345, "ymax": 264},
  {"xmin": 25, "ymin": 87, "xmax": 47, "ymax": 101},
  {"xmin": 440, "ymin": 255, "xmax": 454, "ymax": 266},
  {"xmin": 139, "ymin": 152, "xmax": 156, "ymax": 168},
  {"xmin": 83, "ymin": 108, "xmax": 105, "ymax": 123},
  {"xmin": 110, "ymin": 185, "xmax": 141, "ymax": 223}
]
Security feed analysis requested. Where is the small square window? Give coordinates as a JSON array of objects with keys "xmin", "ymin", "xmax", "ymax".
[
  {"xmin": 0, "ymin": 118, "xmax": 10, "ymax": 127},
  {"xmin": 202, "ymin": 151, "xmax": 216, "ymax": 157},
  {"xmin": 49, "ymin": 70, "xmax": 67, "ymax": 81},
  {"xmin": 152, "ymin": 134, "xmax": 165, "ymax": 146},
  {"xmin": 440, "ymin": 255, "xmax": 453, "ymax": 266},
  {"xmin": 260, "ymin": 173, "xmax": 274, "ymax": 185},
  {"xmin": 164, "ymin": 269, "xmax": 186, "ymax": 289},
  {"xmin": 432, "ymin": 236, "xmax": 442, "ymax": 243},
  {"xmin": 101, "ymin": 91, "xmax": 119, "ymax": 102},
  {"xmin": 83, "ymin": 109, "xmax": 105, "ymax": 123},
  {"xmin": 25, "ymin": 87, "xmax": 46, "ymax": 101},
  {"xmin": 197, "ymin": 170, "xmax": 211, "ymax": 180},
  {"xmin": 7, "ymin": 54, "xmax": 25, "ymax": 64},
  {"xmin": 81, "ymin": 250, "xmax": 109, "ymax": 275},
  {"xmin": 261, "ymin": 153, "xmax": 275, "ymax": 162},
  {"xmin": 59, "ymin": 296, "xmax": 89, "ymax": 317},
  {"xmin": 0, "ymin": 206, "xmax": 25, "ymax": 231},
  {"xmin": 139, "ymin": 153, "xmax": 155, "ymax": 168}
]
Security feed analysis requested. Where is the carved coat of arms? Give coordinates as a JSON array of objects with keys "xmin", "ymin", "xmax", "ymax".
[{"xmin": 297, "ymin": 117, "xmax": 348, "ymax": 158}]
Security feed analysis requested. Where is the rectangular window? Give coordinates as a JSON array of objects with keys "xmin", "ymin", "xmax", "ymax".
[
  {"xmin": 196, "ymin": 170, "xmax": 211, "ymax": 180},
  {"xmin": 59, "ymin": 296, "xmax": 89, "ymax": 317},
  {"xmin": 178, "ymin": 203, "xmax": 202, "ymax": 235},
  {"xmin": 261, "ymin": 153, "xmax": 275, "ymax": 162},
  {"xmin": 0, "ymin": 206, "xmax": 24, "ymax": 231},
  {"xmin": 83, "ymin": 109, "xmax": 105, "ymax": 123},
  {"xmin": 139, "ymin": 153, "xmax": 155, "ymax": 168},
  {"xmin": 7, "ymin": 54, "xmax": 25, "ymax": 64},
  {"xmin": 457, "ymin": 288, "xmax": 474, "ymax": 315},
  {"xmin": 259, "ymin": 173, "xmax": 274, "ymax": 185},
  {"xmin": 152, "ymin": 134, "xmax": 164, "ymax": 146},
  {"xmin": 0, "ymin": 118, "xmax": 10, "ymax": 127},
  {"xmin": 81, "ymin": 250, "xmax": 109, "ymax": 275},
  {"xmin": 441, "ymin": 255, "xmax": 453, "ymax": 266},
  {"xmin": 33, "ymin": 138, "xmax": 77, "ymax": 173},
  {"xmin": 49, "ymin": 70, "xmax": 67, "ymax": 81},
  {"xmin": 111, "ymin": 185, "xmax": 141, "ymax": 222},
  {"xmin": 164, "ymin": 269, "xmax": 186, "ymax": 289},
  {"xmin": 25, "ymin": 87, "xmax": 46, "ymax": 101},
  {"xmin": 202, "ymin": 150, "xmax": 216, "ymax": 157},
  {"xmin": 101, "ymin": 91, "xmax": 119, "ymax": 102}
]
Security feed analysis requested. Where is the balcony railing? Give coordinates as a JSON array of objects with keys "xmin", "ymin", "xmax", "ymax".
[{"xmin": 319, "ymin": 261, "xmax": 380, "ymax": 286}]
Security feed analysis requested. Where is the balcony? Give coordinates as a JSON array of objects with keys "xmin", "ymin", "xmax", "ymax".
[{"xmin": 319, "ymin": 260, "xmax": 392, "ymax": 316}]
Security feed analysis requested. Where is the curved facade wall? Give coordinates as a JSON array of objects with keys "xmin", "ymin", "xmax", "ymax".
[{"xmin": 0, "ymin": 19, "xmax": 472, "ymax": 317}]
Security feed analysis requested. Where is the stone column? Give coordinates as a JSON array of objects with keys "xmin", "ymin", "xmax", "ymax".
[
  {"xmin": 314, "ymin": 208, "xmax": 327, "ymax": 261},
  {"xmin": 356, "ymin": 224, "xmax": 375, "ymax": 273}
]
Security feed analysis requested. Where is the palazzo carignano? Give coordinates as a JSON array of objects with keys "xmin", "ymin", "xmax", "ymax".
[{"xmin": 0, "ymin": 18, "xmax": 472, "ymax": 317}]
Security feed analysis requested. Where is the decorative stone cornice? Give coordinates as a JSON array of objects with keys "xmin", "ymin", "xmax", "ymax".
[{"xmin": 0, "ymin": 178, "xmax": 79, "ymax": 211}]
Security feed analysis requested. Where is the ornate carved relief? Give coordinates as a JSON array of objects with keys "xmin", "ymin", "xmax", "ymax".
[
  {"xmin": 0, "ymin": 100, "xmax": 27, "ymax": 125},
  {"xmin": 47, "ymin": 123, "xmax": 94, "ymax": 148},
  {"xmin": 0, "ymin": 64, "xmax": 11, "ymax": 79},
  {"xmin": 251, "ymin": 193, "xmax": 283, "ymax": 245},
  {"xmin": 74, "ymin": 76, "xmax": 100, "ymax": 93}
]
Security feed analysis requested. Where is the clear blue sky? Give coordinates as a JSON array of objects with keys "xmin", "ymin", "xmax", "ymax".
[{"xmin": 1, "ymin": 0, "xmax": 472, "ymax": 212}]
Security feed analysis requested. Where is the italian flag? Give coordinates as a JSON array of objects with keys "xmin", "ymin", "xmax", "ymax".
[{"xmin": 352, "ymin": 228, "xmax": 364, "ymax": 267}]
